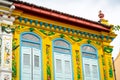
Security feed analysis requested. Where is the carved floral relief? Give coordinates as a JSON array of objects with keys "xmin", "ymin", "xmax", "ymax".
[
  {"xmin": 4, "ymin": 37, "xmax": 12, "ymax": 67},
  {"xmin": 4, "ymin": 74, "xmax": 10, "ymax": 80}
]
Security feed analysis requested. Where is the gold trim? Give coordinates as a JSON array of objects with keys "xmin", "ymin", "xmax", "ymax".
[
  {"xmin": 0, "ymin": 6, "xmax": 9, "ymax": 11},
  {"xmin": 0, "ymin": 23, "xmax": 16, "ymax": 28}
]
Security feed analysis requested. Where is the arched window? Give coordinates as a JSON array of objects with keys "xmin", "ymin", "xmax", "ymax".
[
  {"xmin": 82, "ymin": 45, "xmax": 96, "ymax": 53},
  {"xmin": 21, "ymin": 33, "xmax": 41, "ymax": 48},
  {"xmin": 81, "ymin": 44, "xmax": 100, "ymax": 80},
  {"xmin": 20, "ymin": 32, "xmax": 41, "ymax": 80},
  {"xmin": 53, "ymin": 39, "xmax": 70, "ymax": 54},
  {"xmin": 82, "ymin": 45, "xmax": 97, "ymax": 59},
  {"xmin": 53, "ymin": 38, "xmax": 73, "ymax": 80}
]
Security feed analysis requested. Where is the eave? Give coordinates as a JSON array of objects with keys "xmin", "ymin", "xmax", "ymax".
[{"xmin": 13, "ymin": 2, "xmax": 110, "ymax": 32}]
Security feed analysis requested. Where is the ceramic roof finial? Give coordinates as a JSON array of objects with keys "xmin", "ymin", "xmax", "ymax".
[{"xmin": 98, "ymin": 10, "xmax": 104, "ymax": 19}]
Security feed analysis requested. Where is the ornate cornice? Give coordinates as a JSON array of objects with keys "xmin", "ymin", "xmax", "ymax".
[{"xmin": 15, "ymin": 17, "xmax": 115, "ymax": 42}]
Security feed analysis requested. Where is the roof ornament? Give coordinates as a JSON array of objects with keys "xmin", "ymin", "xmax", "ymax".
[
  {"xmin": 98, "ymin": 10, "xmax": 111, "ymax": 26},
  {"xmin": 98, "ymin": 10, "xmax": 104, "ymax": 19},
  {"xmin": 9, "ymin": 5, "xmax": 15, "ymax": 15}
]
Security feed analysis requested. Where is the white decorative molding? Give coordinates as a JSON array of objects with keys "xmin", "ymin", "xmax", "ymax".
[
  {"xmin": 0, "ymin": 72, "xmax": 12, "ymax": 80},
  {"xmin": 0, "ymin": 0, "xmax": 13, "ymax": 6},
  {"xmin": 0, "ymin": 34, "xmax": 12, "ymax": 80},
  {"xmin": 0, "ymin": 14, "xmax": 15, "ymax": 25},
  {"xmin": 0, "ymin": 0, "xmax": 15, "ymax": 80}
]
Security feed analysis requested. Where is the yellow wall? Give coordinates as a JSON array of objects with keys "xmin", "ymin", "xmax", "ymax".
[{"xmin": 12, "ymin": 10, "xmax": 115, "ymax": 80}]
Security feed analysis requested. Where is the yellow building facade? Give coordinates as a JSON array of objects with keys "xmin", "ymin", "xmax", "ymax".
[{"xmin": 0, "ymin": 0, "xmax": 116, "ymax": 80}]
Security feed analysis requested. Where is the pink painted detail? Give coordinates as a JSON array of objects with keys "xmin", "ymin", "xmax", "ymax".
[{"xmin": 8, "ymin": 16, "xmax": 11, "ymax": 18}]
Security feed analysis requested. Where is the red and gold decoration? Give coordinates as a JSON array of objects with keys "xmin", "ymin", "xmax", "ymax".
[
  {"xmin": 46, "ymin": 45, "xmax": 51, "ymax": 80},
  {"xmin": 76, "ymin": 50, "xmax": 81, "ymax": 80},
  {"xmin": 98, "ymin": 10, "xmax": 104, "ymax": 19}
]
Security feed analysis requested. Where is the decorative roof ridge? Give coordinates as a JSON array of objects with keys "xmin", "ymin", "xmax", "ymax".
[{"xmin": 11, "ymin": 0, "xmax": 111, "ymax": 28}]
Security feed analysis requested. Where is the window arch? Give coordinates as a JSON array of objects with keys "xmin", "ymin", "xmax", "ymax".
[
  {"xmin": 21, "ymin": 32, "xmax": 41, "ymax": 48},
  {"xmin": 53, "ymin": 39, "xmax": 71, "ymax": 54},
  {"xmin": 81, "ymin": 44, "xmax": 97, "ymax": 59},
  {"xmin": 22, "ymin": 33, "xmax": 40, "ymax": 42}
]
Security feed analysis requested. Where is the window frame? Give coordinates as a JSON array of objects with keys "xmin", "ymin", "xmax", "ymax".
[
  {"xmin": 20, "ymin": 32, "xmax": 42, "ymax": 80},
  {"xmin": 52, "ymin": 38, "xmax": 73, "ymax": 80},
  {"xmin": 81, "ymin": 44, "xmax": 100, "ymax": 80}
]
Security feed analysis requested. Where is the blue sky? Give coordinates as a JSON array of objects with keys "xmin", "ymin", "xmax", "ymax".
[{"xmin": 21, "ymin": 0, "xmax": 120, "ymax": 59}]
